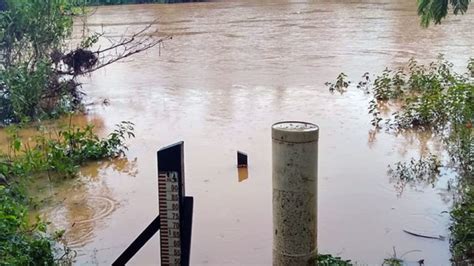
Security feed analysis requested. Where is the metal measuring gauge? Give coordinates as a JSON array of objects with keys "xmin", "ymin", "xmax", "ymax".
[
  {"xmin": 112, "ymin": 141, "xmax": 192, "ymax": 266},
  {"xmin": 157, "ymin": 142, "xmax": 192, "ymax": 266},
  {"xmin": 158, "ymin": 171, "xmax": 182, "ymax": 265}
]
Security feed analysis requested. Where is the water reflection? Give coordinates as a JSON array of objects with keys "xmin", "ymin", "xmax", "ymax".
[
  {"xmin": 81, "ymin": 157, "xmax": 139, "ymax": 180},
  {"xmin": 237, "ymin": 167, "xmax": 248, "ymax": 182}
]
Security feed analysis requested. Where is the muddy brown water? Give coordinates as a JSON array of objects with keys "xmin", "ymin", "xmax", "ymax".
[{"xmin": 1, "ymin": 0, "xmax": 473, "ymax": 264}]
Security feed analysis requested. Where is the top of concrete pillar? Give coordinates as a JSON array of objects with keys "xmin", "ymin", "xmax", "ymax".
[{"xmin": 272, "ymin": 121, "xmax": 319, "ymax": 143}]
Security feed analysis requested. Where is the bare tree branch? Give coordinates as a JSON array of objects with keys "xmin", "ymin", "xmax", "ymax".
[
  {"xmin": 56, "ymin": 19, "xmax": 171, "ymax": 76},
  {"xmin": 95, "ymin": 20, "xmax": 157, "ymax": 54},
  {"xmin": 82, "ymin": 35, "xmax": 172, "ymax": 75}
]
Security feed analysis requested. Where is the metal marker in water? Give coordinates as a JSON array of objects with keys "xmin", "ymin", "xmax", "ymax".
[
  {"xmin": 113, "ymin": 141, "xmax": 192, "ymax": 266},
  {"xmin": 158, "ymin": 142, "xmax": 186, "ymax": 266},
  {"xmin": 159, "ymin": 171, "xmax": 182, "ymax": 265}
]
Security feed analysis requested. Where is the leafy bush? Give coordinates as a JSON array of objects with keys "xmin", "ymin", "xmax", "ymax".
[
  {"xmin": 314, "ymin": 254, "xmax": 352, "ymax": 265},
  {"xmin": 325, "ymin": 73, "xmax": 350, "ymax": 94},
  {"xmin": 366, "ymin": 57, "xmax": 473, "ymax": 132},
  {"xmin": 356, "ymin": 57, "xmax": 473, "ymax": 175},
  {"xmin": 450, "ymin": 187, "xmax": 474, "ymax": 263},
  {"xmin": 0, "ymin": 0, "xmax": 78, "ymax": 125},
  {"xmin": 0, "ymin": 185, "xmax": 54, "ymax": 265},
  {"xmin": 327, "ymin": 56, "xmax": 473, "ymax": 263},
  {"xmin": 0, "ymin": 0, "xmax": 167, "ymax": 125},
  {"xmin": 0, "ymin": 61, "xmax": 52, "ymax": 120},
  {"xmin": 0, "ymin": 0, "xmax": 73, "ymax": 67},
  {"xmin": 0, "ymin": 121, "xmax": 134, "ymax": 265},
  {"xmin": 0, "ymin": 121, "xmax": 135, "ymax": 178}
]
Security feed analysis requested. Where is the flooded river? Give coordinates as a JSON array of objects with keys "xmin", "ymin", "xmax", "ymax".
[{"xmin": 3, "ymin": 0, "xmax": 474, "ymax": 264}]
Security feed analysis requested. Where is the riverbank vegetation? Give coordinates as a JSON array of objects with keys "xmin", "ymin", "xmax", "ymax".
[
  {"xmin": 0, "ymin": 0, "xmax": 150, "ymax": 263},
  {"xmin": 0, "ymin": 0, "xmax": 168, "ymax": 126},
  {"xmin": 0, "ymin": 121, "xmax": 135, "ymax": 264},
  {"xmin": 327, "ymin": 56, "xmax": 473, "ymax": 264},
  {"xmin": 1, "ymin": 0, "xmax": 471, "ymax": 264},
  {"xmin": 315, "ymin": 254, "xmax": 351, "ymax": 265},
  {"xmin": 1, "ymin": 121, "xmax": 135, "ymax": 179},
  {"xmin": 0, "ymin": 110, "xmax": 137, "ymax": 261},
  {"xmin": 324, "ymin": 1, "xmax": 473, "ymax": 262},
  {"xmin": 0, "ymin": 185, "xmax": 57, "ymax": 265}
]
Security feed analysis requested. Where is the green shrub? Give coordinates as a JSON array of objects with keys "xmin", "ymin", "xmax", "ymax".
[
  {"xmin": 0, "ymin": 185, "xmax": 54, "ymax": 265},
  {"xmin": 0, "ymin": 0, "xmax": 73, "ymax": 67},
  {"xmin": 314, "ymin": 254, "xmax": 352, "ymax": 265},
  {"xmin": 1, "ymin": 61, "xmax": 51, "ymax": 121},
  {"xmin": 327, "ymin": 56, "xmax": 473, "ymax": 263},
  {"xmin": 1, "ymin": 121, "xmax": 135, "ymax": 178},
  {"xmin": 450, "ymin": 186, "xmax": 474, "ymax": 263},
  {"xmin": 0, "ymin": 121, "xmax": 135, "ymax": 265},
  {"xmin": 0, "ymin": 0, "xmax": 79, "ymax": 125}
]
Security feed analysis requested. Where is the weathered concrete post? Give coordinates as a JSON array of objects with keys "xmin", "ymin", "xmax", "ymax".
[{"xmin": 272, "ymin": 121, "xmax": 319, "ymax": 266}]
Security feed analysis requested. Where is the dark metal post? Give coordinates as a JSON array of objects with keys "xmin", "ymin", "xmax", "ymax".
[
  {"xmin": 158, "ymin": 142, "xmax": 193, "ymax": 266},
  {"xmin": 113, "ymin": 141, "xmax": 193, "ymax": 265},
  {"xmin": 237, "ymin": 151, "xmax": 248, "ymax": 168},
  {"xmin": 112, "ymin": 216, "xmax": 161, "ymax": 266}
]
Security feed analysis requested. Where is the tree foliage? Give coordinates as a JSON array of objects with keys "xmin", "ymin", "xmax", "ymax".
[
  {"xmin": 0, "ymin": 0, "xmax": 78, "ymax": 124},
  {"xmin": 418, "ymin": 0, "xmax": 471, "ymax": 26},
  {"xmin": 0, "ymin": 0, "xmax": 169, "ymax": 125},
  {"xmin": 0, "ymin": 0, "xmax": 73, "ymax": 67}
]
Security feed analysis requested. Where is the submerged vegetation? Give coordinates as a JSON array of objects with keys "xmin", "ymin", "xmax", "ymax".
[
  {"xmin": 0, "ymin": 0, "xmax": 148, "ymax": 262},
  {"xmin": 0, "ymin": 121, "xmax": 135, "ymax": 264},
  {"xmin": 327, "ymin": 56, "xmax": 473, "ymax": 263},
  {"xmin": 0, "ymin": 121, "xmax": 135, "ymax": 179},
  {"xmin": 314, "ymin": 254, "xmax": 352, "ymax": 265},
  {"xmin": 0, "ymin": 0, "xmax": 471, "ymax": 264},
  {"xmin": 325, "ymin": 73, "xmax": 350, "ymax": 94},
  {"xmin": 388, "ymin": 155, "xmax": 442, "ymax": 196}
]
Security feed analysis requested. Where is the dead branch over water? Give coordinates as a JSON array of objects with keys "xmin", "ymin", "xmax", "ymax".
[{"xmin": 57, "ymin": 20, "xmax": 172, "ymax": 76}]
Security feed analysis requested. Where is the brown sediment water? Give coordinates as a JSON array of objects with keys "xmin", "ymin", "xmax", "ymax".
[{"xmin": 2, "ymin": 0, "xmax": 473, "ymax": 264}]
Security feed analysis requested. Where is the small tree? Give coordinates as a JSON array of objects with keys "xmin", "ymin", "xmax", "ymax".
[
  {"xmin": 0, "ymin": 0, "xmax": 73, "ymax": 67},
  {"xmin": 0, "ymin": 0, "xmax": 169, "ymax": 125}
]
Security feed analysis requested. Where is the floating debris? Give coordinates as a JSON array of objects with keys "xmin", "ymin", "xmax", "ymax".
[{"xmin": 403, "ymin": 229, "xmax": 445, "ymax": 241}]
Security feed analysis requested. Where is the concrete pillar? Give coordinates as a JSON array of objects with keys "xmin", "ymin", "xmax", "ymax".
[{"xmin": 272, "ymin": 121, "xmax": 319, "ymax": 266}]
